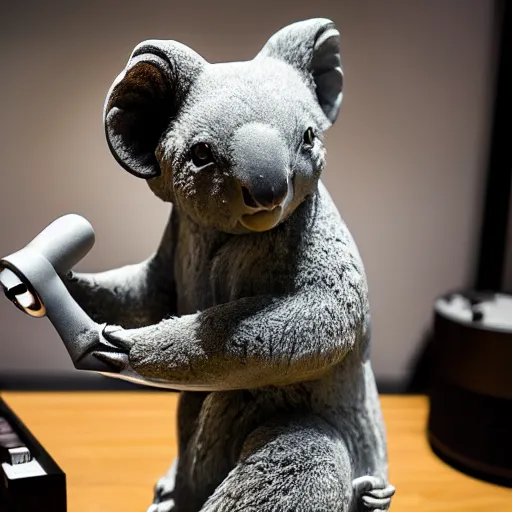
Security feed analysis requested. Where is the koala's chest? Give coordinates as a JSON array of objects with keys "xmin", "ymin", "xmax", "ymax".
[{"xmin": 174, "ymin": 230, "xmax": 292, "ymax": 315}]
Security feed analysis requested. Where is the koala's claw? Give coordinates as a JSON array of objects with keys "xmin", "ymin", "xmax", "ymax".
[
  {"xmin": 366, "ymin": 486, "xmax": 395, "ymax": 500},
  {"xmin": 353, "ymin": 476, "xmax": 395, "ymax": 511},
  {"xmin": 147, "ymin": 501, "xmax": 175, "ymax": 512},
  {"xmin": 362, "ymin": 495, "xmax": 392, "ymax": 510},
  {"xmin": 79, "ymin": 325, "xmax": 133, "ymax": 372},
  {"xmin": 102, "ymin": 325, "xmax": 135, "ymax": 351},
  {"xmin": 153, "ymin": 475, "xmax": 175, "ymax": 503},
  {"xmin": 148, "ymin": 475, "xmax": 176, "ymax": 512}
]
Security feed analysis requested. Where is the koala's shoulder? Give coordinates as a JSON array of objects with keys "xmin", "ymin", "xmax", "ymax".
[{"xmin": 292, "ymin": 181, "xmax": 367, "ymax": 281}]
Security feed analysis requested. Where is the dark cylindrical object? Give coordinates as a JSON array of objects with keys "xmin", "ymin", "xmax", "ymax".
[{"xmin": 428, "ymin": 291, "xmax": 512, "ymax": 487}]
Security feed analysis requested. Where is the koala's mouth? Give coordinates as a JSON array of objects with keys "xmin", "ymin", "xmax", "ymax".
[{"xmin": 240, "ymin": 207, "xmax": 283, "ymax": 232}]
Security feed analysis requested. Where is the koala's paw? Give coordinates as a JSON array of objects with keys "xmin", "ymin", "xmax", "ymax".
[
  {"xmin": 352, "ymin": 475, "xmax": 395, "ymax": 511},
  {"xmin": 147, "ymin": 475, "xmax": 175, "ymax": 512}
]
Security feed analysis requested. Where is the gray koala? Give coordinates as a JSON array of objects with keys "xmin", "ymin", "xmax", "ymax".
[{"xmin": 65, "ymin": 18, "xmax": 395, "ymax": 512}]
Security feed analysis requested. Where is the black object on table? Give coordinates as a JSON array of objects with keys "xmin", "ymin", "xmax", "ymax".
[
  {"xmin": 0, "ymin": 397, "xmax": 66, "ymax": 511},
  {"xmin": 428, "ymin": 291, "xmax": 512, "ymax": 488}
]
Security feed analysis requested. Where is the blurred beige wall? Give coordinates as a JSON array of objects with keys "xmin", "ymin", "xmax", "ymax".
[{"xmin": 0, "ymin": 0, "xmax": 496, "ymax": 384}]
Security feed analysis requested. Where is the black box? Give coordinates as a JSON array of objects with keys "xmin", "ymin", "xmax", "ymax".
[{"xmin": 0, "ymin": 397, "xmax": 66, "ymax": 512}]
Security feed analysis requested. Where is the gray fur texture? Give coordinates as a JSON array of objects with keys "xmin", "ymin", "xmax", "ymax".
[{"xmin": 67, "ymin": 18, "xmax": 394, "ymax": 511}]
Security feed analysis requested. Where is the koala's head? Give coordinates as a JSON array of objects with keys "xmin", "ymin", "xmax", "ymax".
[{"xmin": 104, "ymin": 18, "xmax": 343, "ymax": 234}]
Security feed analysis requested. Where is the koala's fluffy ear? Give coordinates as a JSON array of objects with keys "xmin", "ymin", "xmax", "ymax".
[
  {"xmin": 104, "ymin": 41, "xmax": 206, "ymax": 178},
  {"xmin": 257, "ymin": 18, "xmax": 343, "ymax": 127}
]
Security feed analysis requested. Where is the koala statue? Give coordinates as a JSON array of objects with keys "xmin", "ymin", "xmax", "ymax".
[{"xmin": 3, "ymin": 17, "xmax": 395, "ymax": 512}]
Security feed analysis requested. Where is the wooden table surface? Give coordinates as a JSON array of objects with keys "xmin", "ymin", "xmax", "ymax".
[{"xmin": 1, "ymin": 393, "xmax": 510, "ymax": 511}]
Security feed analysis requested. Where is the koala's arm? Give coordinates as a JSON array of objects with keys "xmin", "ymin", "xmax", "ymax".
[
  {"xmin": 109, "ymin": 279, "xmax": 368, "ymax": 390},
  {"xmin": 65, "ymin": 214, "xmax": 176, "ymax": 328}
]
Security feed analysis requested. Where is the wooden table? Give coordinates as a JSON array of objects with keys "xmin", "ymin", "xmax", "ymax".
[{"xmin": 1, "ymin": 393, "xmax": 510, "ymax": 511}]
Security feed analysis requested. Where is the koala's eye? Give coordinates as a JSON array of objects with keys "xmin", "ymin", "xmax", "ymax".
[
  {"xmin": 190, "ymin": 143, "xmax": 214, "ymax": 167},
  {"xmin": 303, "ymin": 127, "xmax": 315, "ymax": 146}
]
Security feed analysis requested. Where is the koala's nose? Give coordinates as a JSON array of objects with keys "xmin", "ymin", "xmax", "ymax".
[
  {"xmin": 241, "ymin": 181, "xmax": 288, "ymax": 209},
  {"xmin": 232, "ymin": 122, "xmax": 290, "ymax": 210}
]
